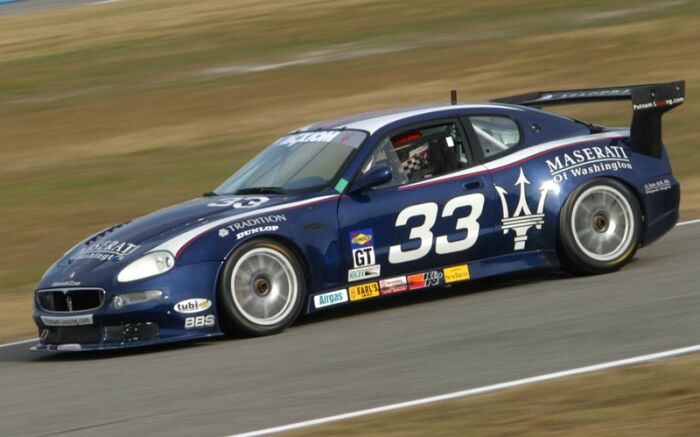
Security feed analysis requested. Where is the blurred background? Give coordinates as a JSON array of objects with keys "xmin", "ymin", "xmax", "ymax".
[{"xmin": 0, "ymin": 0, "xmax": 698, "ymax": 343}]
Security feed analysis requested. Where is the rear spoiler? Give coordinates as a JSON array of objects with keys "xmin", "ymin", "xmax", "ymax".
[{"xmin": 492, "ymin": 81, "xmax": 685, "ymax": 158}]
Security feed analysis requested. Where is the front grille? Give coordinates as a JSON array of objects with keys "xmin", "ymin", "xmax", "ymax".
[{"xmin": 36, "ymin": 288, "xmax": 105, "ymax": 312}]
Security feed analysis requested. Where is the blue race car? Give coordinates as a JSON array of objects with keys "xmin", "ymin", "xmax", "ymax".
[{"xmin": 33, "ymin": 81, "xmax": 684, "ymax": 351}]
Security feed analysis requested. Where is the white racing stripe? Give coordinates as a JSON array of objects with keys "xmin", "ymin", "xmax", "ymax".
[{"xmin": 231, "ymin": 343, "xmax": 700, "ymax": 437}]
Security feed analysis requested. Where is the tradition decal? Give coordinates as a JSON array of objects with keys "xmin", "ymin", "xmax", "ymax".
[{"xmin": 495, "ymin": 168, "xmax": 556, "ymax": 251}]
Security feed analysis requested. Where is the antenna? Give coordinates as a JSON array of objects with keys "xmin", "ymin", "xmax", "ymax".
[{"xmin": 451, "ymin": 90, "xmax": 457, "ymax": 105}]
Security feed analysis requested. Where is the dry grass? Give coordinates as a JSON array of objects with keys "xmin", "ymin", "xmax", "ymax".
[
  {"xmin": 284, "ymin": 353, "xmax": 700, "ymax": 436},
  {"xmin": 1, "ymin": 0, "xmax": 699, "ymax": 340}
]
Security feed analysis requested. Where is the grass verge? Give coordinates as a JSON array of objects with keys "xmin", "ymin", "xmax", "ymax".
[{"xmin": 285, "ymin": 353, "xmax": 700, "ymax": 436}]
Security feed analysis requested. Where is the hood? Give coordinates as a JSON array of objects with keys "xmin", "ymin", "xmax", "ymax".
[{"xmin": 40, "ymin": 194, "xmax": 305, "ymax": 288}]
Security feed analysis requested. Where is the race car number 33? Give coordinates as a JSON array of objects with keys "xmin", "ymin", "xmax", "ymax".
[{"xmin": 349, "ymin": 282, "xmax": 380, "ymax": 301}]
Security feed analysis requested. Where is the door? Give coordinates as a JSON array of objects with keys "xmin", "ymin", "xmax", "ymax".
[{"xmin": 338, "ymin": 119, "xmax": 499, "ymax": 294}]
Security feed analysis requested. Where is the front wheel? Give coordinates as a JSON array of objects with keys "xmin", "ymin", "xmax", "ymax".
[
  {"xmin": 218, "ymin": 239, "xmax": 306, "ymax": 336},
  {"xmin": 558, "ymin": 178, "xmax": 642, "ymax": 275}
]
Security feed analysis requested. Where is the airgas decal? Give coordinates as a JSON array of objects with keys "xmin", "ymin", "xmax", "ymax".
[
  {"xmin": 314, "ymin": 289, "xmax": 348, "ymax": 309},
  {"xmin": 495, "ymin": 168, "xmax": 557, "ymax": 251}
]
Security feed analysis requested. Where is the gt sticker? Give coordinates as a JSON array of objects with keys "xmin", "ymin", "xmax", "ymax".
[
  {"xmin": 407, "ymin": 271, "xmax": 444, "ymax": 290},
  {"xmin": 348, "ymin": 265, "xmax": 381, "ymax": 282},
  {"xmin": 174, "ymin": 298, "xmax": 212, "ymax": 314},
  {"xmin": 314, "ymin": 289, "xmax": 348, "ymax": 309},
  {"xmin": 184, "ymin": 315, "xmax": 215, "ymax": 329},
  {"xmin": 348, "ymin": 282, "xmax": 380, "ymax": 301},
  {"xmin": 379, "ymin": 276, "xmax": 408, "ymax": 294},
  {"xmin": 350, "ymin": 228, "xmax": 377, "ymax": 268},
  {"xmin": 444, "ymin": 265, "xmax": 470, "ymax": 283},
  {"xmin": 389, "ymin": 194, "xmax": 484, "ymax": 264}
]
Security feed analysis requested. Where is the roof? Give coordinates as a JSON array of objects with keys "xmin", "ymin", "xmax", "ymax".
[{"xmin": 296, "ymin": 104, "xmax": 524, "ymax": 135}]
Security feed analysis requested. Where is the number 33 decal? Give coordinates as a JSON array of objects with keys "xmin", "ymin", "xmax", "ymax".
[{"xmin": 389, "ymin": 193, "xmax": 485, "ymax": 264}]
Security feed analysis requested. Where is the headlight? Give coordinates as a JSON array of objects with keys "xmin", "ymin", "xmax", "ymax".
[
  {"xmin": 117, "ymin": 251, "xmax": 174, "ymax": 283},
  {"xmin": 112, "ymin": 290, "xmax": 164, "ymax": 309}
]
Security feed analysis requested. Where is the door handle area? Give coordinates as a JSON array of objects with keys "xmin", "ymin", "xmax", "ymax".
[{"xmin": 461, "ymin": 180, "xmax": 483, "ymax": 191}]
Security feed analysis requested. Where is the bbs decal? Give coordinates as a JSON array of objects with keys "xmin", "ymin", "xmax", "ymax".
[
  {"xmin": 185, "ymin": 315, "xmax": 215, "ymax": 329},
  {"xmin": 389, "ymin": 193, "xmax": 484, "ymax": 264}
]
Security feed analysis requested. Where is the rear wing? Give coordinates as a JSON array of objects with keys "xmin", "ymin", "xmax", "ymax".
[{"xmin": 492, "ymin": 81, "xmax": 685, "ymax": 158}]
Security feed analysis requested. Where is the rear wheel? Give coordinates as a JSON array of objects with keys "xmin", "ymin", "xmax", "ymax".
[
  {"xmin": 218, "ymin": 239, "xmax": 306, "ymax": 336},
  {"xmin": 558, "ymin": 178, "xmax": 641, "ymax": 275}
]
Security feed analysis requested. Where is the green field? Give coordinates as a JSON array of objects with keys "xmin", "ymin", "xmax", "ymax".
[{"xmin": 1, "ymin": 0, "xmax": 699, "ymax": 341}]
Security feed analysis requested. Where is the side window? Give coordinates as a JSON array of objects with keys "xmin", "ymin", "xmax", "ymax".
[
  {"xmin": 469, "ymin": 116, "xmax": 521, "ymax": 160},
  {"xmin": 361, "ymin": 122, "xmax": 469, "ymax": 188}
]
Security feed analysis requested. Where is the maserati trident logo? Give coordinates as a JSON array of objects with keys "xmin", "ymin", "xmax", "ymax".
[{"xmin": 495, "ymin": 168, "xmax": 557, "ymax": 250}]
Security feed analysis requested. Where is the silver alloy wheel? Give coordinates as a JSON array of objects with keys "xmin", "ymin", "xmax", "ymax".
[
  {"xmin": 571, "ymin": 185, "xmax": 635, "ymax": 262},
  {"xmin": 230, "ymin": 247, "xmax": 298, "ymax": 326}
]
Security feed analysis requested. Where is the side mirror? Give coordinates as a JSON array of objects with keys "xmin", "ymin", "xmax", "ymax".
[{"xmin": 349, "ymin": 166, "xmax": 392, "ymax": 194}]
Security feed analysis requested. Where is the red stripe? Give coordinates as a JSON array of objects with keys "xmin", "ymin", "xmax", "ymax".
[{"xmin": 398, "ymin": 136, "xmax": 626, "ymax": 191}]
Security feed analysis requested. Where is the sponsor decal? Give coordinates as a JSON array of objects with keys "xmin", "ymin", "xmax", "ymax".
[
  {"xmin": 185, "ymin": 314, "xmax": 216, "ymax": 329},
  {"xmin": 227, "ymin": 214, "xmax": 287, "ymax": 231},
  {"xmin": 444, "ymin": 265, "xmax": 470, "ymax": 283},
  {"xmin": 51, "ymin": 281, "xmax": 81, "ymax": 287},
  {"xmin": 348, "ymin": 282, "xmax": 380, "ymax": 301},
  {"xmin": 174, "ymin": 298, "xmax": 212, "ymax": 314},
  {"xmin": 379, "ymin": 276, "xmax": 408, "ymax": 294},
  {"xmin": 644, "ymin": 178, "xmax": 672, "ymax": 194},
  {"xmin": 495, "ymin": 168, "xmax": 556, "ymax": 250},
  {"xmin": 348, "ymin": 264, "xmax": 381, "ymax": 282},
  {"xmin": 218, "ymin": 229, "xmax": 230, "ymax": 238},
  {"xmin": 41, "ymin": 314, "xmax": 93, "ymax": 327},
  {"xmin": 71, "ymin": 240, "xmax": 140, "ymax": 262},
  {"xmin": 235, "ymin": 226, "xmax": 280, "ymax": 240},
  {"xmin": 633, "ymin": 97, "xmax": 684, "ymax": 111},
  {"xmin": 545, "ymin": 145, "xmax": 631, "ymax": 183},
  {"xmin": 350, "ymin": 228, "xmax": 377, "ymax": 270},
  {"xmin": 275, "ymin": 131, "xmax": 340, "ymax": 147},
  {"xmin": 314, "ymin": 289, "xmax": 349, "ymax": 309},
  {"xmin": 407, "ymin": 270, "xmax": 444, "ymax": 290},
  {"xmin": 207, "ymin": 196, "xmax": 269, "ymax": 209}
]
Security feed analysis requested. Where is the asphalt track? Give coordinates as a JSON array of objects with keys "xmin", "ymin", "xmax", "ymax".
[
  {"xmin": 1, "ymin": 223, "xmax": 699, "ymax": 436},
  {"xmin": 0, "ymin": 0, "xmax": 99, "ymax": 15}
]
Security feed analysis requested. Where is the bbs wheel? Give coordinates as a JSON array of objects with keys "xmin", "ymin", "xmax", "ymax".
[
  {"xmin": 558, "ymin": 178, "xmax": 641, "ymax": 275},
  {"xmin": 218, "ymin": 239, "xmax": 306, "ymax": 336}
]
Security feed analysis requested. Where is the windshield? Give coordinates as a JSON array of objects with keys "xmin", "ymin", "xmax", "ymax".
[{"xmin": 214, "ymin": 130, "xmax": 367, "ymax": 195}]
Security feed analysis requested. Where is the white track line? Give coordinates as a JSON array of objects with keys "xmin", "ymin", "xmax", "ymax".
[
  {"xmin": 0, "ymin": 338, "xmax": 37, "ymax": 349},
  {"xmin": 1, "ymin": 218, "xmax": 699, "ymax": 350},
  {"xmin": 232, "ymin": 343, "xmax": 700, "ymax": 437}
]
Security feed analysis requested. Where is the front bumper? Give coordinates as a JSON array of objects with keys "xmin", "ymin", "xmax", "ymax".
[{"xmin": 32, "ymin": 261, "xmax": 224, "ymax": 351}]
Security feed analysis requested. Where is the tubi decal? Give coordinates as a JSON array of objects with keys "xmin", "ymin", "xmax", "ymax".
[
  {"xmin": 495, "ymin": 168, "xmax": 556, "ymax": 251},
  {"xmin": 314, "ymin": 289, "xmax": 349, "ymax": 309},
  {"xmin": 348, "ymin": 282, "xmax": 380, "ymax": 301},
  {"xmin": 407, "ymin": 270, "xmax": 444, "ymax": 290},
  {"xmin": 379, "ymin": 276, "xmax": 408, "ymax": 295},
  {"xmin": 174, "ymin": 298, "xmax": 212, "ymax": 314},
  {"xmin": 443, "ymin": 265, "xmax": 470, "ymax": 283}
]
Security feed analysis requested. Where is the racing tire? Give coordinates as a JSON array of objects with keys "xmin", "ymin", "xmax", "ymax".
[
  {"xmin": 558, "ymin": 178, "xmax": 641, "ymax": 275},
  {"xmin": 218, "ymin": 239, "xmax": 306, "ymax": 336}
]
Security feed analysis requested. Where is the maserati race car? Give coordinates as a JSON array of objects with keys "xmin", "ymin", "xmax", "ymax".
[{"xmin": 33, "ymin": 81, "xmax": 684, "ymax": 351}]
